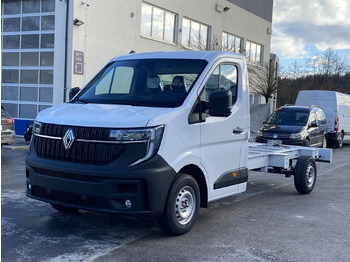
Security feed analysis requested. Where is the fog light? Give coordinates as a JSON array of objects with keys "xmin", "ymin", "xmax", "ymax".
[{"xmin": 125, "ymin": 199, "xmax": 132, "ymax": 208}]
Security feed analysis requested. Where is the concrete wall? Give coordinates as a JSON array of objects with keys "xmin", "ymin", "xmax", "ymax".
[
  {"xmin": 68, "ymin": 0, "xmax": 273, "ymax": 92},
  {"xmin": 250, "ymin": 103, "xmax": 270, "ymax": 135}
]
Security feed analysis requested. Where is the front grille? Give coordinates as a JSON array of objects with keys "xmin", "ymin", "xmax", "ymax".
[
  {"xmin": 33, "ymin": 167, "xmax": 107, "ymax": 183},
  {"xmin": 263, "ymin": 133, "xmax": 291, "ymax": 139},
  {"xmin": 33, "ymin": 123, "xmax": 128, "ymax": 165},
  {"xmin": 31, "ymin": 186, "xmax": 112, "ymax": 210}
]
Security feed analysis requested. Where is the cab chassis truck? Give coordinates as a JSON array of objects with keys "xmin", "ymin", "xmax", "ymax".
[{"xmin": 26, "ymin": 51, "xmax": 332, "ymax": 235}]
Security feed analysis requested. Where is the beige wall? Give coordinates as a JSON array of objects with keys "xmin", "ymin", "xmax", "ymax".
[{"xmin": 69, "ymin": 0, "xmax": 272, "ymax": 94}]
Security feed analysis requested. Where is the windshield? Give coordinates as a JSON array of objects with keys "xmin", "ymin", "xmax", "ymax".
[
  {"xmin": 73, "ymin": 59, "xmax": 208, "ymax": 107},
  {"xmin": 266, "ymin": 109, "xmax": 309, "ymax": 126}
]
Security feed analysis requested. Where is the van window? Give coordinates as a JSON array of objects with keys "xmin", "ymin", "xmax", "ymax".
[
  {"xmin": 266, "ymin": 109, "xmax": 309, "ymax": 126},
  {"xmin": 309, "ymin": 113, "xmax": 317, "ymax": 126},
  {"xmin": 316, "ymin": 110, "xmax": 327, "ymax": 125},
  {"xmin": 95, "ymin": 67, "xmax": 134, "ymax": 95},
  {"xmin": 74, "ymin": 59, "xmax": 208, "ymax": 107},
  {"xmin": 201, "ymin": 64, "xmax": 238, "ymax": 104}
]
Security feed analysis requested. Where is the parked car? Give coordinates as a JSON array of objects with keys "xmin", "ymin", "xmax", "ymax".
[
  {"xmin": 295, "ymin": 90, "xmax": 350, "ymax": 148},
  {"xmin": 1, "ymin": 106, "xmax": 16, "ymax": 146},
  {"xmin": 255, "ymin": 105, "xmax": 327, "ymax": 147}
]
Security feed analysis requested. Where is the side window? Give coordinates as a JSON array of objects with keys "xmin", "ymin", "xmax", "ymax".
[
  {"xmin": 317, "ymin": 110, "xmax": 327, "ymax": 125},
  {"xmin": 309, "ymin": 112, "xmax": 317, "ymax": 126},
  {"xmin": 201, "ymin": 64, "xmax": 238, "ymax": 104}
]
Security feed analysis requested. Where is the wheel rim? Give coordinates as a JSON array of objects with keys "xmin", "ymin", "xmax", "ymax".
[
  {"xmin": 323, "ymin": 137, "xmax": 327, "ymax": 148},
  {"xmin": 175, "ymin": 186, "xmax": 196, "ymax": 225},
  {"xmin": 305, "ymin": 164, "xmax": 315, "ymax": 187}
]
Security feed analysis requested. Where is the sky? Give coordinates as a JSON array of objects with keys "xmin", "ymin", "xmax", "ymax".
[{"xmin": 271, "ymin": 0, "xmax": 350, "ymax": 72}]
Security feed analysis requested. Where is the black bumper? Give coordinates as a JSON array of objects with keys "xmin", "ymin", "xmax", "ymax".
[{"xmin": 26, "ymin": 152, "xmax": 176, "ymax": 217}]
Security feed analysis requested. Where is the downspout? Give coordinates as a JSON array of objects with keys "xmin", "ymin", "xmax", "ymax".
[{"xmin": 63, "ymin": 0, "xmax": 70, "ymax": 102}]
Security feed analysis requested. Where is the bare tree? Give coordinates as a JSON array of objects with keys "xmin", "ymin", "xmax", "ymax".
[
  {"xmin": 305, "ymin": 48, "xmax": 349, "ymax": 77},
  {"xmin": 248, "ymin": 62, "xmax": 279, "ymax": 103}
]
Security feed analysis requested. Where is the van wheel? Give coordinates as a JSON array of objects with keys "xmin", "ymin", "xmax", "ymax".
[
  {"xmin": 303, "ymin": 139, "xmax": 310, "ymax": 147},
  {"xmin": 294, "ymin": 156, "xmax": 316, "ymax": 194},
  {"xmin": 158, "ymin": 174, "xmax": 200, "ymax": 236},
  {"xmin": 335, "ymin": 134, "xmax": 343, "ymax": 148},
  {"xmin": 50, "ymin": 203, "xmax": 79, "ymax": 213}
]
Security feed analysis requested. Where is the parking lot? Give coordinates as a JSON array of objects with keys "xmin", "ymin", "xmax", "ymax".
[{"xmin": 2, "ymin": 143, "xmax": 350, "ymax": 262}]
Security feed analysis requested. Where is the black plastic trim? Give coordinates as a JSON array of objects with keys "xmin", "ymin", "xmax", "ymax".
[{"xmin": 214, "ymin": 168, "xmax": 248, "ymax": 190}]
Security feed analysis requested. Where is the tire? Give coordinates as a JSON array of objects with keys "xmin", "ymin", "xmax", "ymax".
[
  {"xmin": 294, "ymin": 156, "xmax": 317, "ymax": 194},
  {"xmin": 50, "ymin": 203, "xmax": 79, "ymax": 213},
  {"xmin": 158, "ymin": 174, "xmax": 200, "ymax": 236},
  {"xmin": 303, "ymin": 139, "xmax": 310, "ymax": 147},
  {"xmin": 335, "ymin": 134, "xmax": 343, "ymax": 148}
]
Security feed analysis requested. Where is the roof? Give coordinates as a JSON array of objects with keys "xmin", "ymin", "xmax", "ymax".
[
  {"xmin": 110, "ymin": 51, "xmax": 245, "ymax": 63},
  {"xmin": 278, "ymin": 105, "xmax": 321, "ymax": 112}
]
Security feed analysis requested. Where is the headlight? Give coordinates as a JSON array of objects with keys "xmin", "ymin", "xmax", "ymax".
[
  {"xmin": 257, "ymin": 130, "xmax": 263, "ymax": 137},
  {"xmin": 289, "ymin": 132, "xmax": 303, "ymax": 139},
  {"xmin": 110, "ymin": 125, "xmax": 164, "ymax": 166},
  {"xmin": 32, "ymin": 121, "xmax": 42, "ymax": 134}
]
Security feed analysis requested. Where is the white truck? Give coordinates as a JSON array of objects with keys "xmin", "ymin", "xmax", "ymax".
[
  {"xmin": 295, "ymin": 90, "xmax": 350, "ymax": 148},
  {"xmin": 26, "ymin": 51, "xmax": 331, "ymax": 235}
]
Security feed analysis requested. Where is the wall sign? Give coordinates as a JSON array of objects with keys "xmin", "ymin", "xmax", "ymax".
[{"xmin": 73, "ymin": 50, "xmax": 84, "ymax": 75}]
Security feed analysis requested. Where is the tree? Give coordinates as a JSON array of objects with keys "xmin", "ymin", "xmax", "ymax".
[{"xmin": 248, "ymin": 62, "xmax": 279, "ymax": 103}]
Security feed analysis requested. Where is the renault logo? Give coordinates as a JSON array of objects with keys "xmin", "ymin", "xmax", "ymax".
[{"xmin": 63, "ymin": 128, "xmax": 75, "ymax": 150}]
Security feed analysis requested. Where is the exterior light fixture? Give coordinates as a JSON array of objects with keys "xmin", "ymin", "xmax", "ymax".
[{"xmin": 73, "ymin": 18, "xmax": 84, "ymax": 26}]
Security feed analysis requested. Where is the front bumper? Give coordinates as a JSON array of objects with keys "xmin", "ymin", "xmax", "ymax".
[
  {"xmin": 26, "ymin": 152, "xmax": 176, "ymax": 217},
  {"xmin": 255, "ymin": 136, "xmax": 305, "ymax": 146}
]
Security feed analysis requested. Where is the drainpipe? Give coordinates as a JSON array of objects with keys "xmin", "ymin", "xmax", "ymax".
[{"xmin": 63, "ymin": 0, "xmax": 70, "ymax": 102}]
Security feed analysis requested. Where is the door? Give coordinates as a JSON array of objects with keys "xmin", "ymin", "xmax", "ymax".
[
  {"xmin": 316, "ymin": 110, "xmax": 327, "ymax": 144},
  {"xmin": 308, "ymin": 112, "xmax": 320, "ymax": 145},
  {"xmin": 199, "ymin": 63, "xmax": 248, "ymax": 201}
]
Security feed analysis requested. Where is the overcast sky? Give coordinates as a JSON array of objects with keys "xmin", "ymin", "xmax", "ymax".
[{"xmin": 271, "ymin": 0, "xmax": 350, "ymax": 70}]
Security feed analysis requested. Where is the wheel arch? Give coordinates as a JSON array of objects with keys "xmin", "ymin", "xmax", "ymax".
[{"xmin": 179, "ymin": 164, "xmax": 208, "ymax": 208}]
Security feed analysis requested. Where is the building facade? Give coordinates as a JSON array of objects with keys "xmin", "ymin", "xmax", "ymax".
[{"xmin": 1, "ymin": 0, "xmax": 274, "ymax": 134}]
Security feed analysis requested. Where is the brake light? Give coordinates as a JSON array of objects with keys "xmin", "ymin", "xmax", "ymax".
[
  {"xmin": 6, "ymin": 118, "xmax": 14, "ymax": 124},
  {"xmin": 334, "ymin": 116, "xmax": 339, "ymax": 132}
]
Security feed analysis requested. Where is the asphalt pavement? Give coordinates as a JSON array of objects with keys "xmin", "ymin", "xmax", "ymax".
[{"xmin": 2, "ymin": 142, "xmax": 350, "ymax": 262}]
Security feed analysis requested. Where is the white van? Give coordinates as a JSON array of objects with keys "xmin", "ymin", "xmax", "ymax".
[{"xmin": 295, "ymin": 90, "xmax": 350, "ymax": 147}]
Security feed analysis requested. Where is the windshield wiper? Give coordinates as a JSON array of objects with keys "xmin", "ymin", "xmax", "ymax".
[{"xmin": 73, "ymin": 98, "xmax": 90, "ymax": 104}]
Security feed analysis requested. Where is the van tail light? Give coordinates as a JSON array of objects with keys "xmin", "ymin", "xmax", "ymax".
[
  {"xmin": 7, "ymin": 118, "xmax": 14, "ymax": 124},
  {"xmin": 334, "ymin": 116, "xmax": 339, "ymax": 132}
]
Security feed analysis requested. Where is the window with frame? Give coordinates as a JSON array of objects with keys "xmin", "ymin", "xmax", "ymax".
[
  {"xmin": 246, "ymin": 40, "xmax": 263, "ymax": 65},
  {"xmin": 222, "ymin": 32, "xmax": 242, "ymax": 53},
  {"xmin": 140, "ymin": 2, "xmax": 176, "ymax": 44},
  {"xmin": 201, "ymin": 64, "xmax": 238, "ymax": 106},
  {"xmin": 181, "ymin": 18, "xmax": 209, "ymax": 50}
]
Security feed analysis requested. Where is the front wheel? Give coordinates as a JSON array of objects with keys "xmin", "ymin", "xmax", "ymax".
[
  {"xmin": 158, "ymin": 174, "xmax": 200, "ymax": 236},
  {"xmin": 294, "ymin": 156, "xmax": 317, "ymax": 194}
]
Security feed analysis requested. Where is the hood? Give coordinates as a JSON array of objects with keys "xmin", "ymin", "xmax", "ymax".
[
  {"xmin": 260, "ymin": 124, "xmax": 305, "ymax": 134},
  {"xmin": 36, "ymin": 103, "xmax": 175, "ymax": 128}
]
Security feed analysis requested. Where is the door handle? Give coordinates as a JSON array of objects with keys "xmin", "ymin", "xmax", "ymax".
[{"xmin": 232, "ymin": 127, "xmax": 243, "ymax": 134}]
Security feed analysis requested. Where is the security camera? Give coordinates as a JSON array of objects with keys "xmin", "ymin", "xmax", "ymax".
[{"xmin": 81, "ymin": 1, "xmax": 90, "ymax": 7}]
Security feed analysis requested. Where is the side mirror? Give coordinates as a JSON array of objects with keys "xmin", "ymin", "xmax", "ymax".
[
  {"xmin": 69, "ymin": 87, "xmax": 81, "ymax": 101},
  {"xmin": 209, "ymin": 89, "xmax": 232, "ymax": 117},
  {"xmin": 310, "ymin": 122, "xmax": 318, "ymax": 128}
]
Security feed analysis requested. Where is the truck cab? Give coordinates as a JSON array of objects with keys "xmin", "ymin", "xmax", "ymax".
[{"xmin": 26, "ymin": 51, "xmax": 250, "ymax": 235}]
